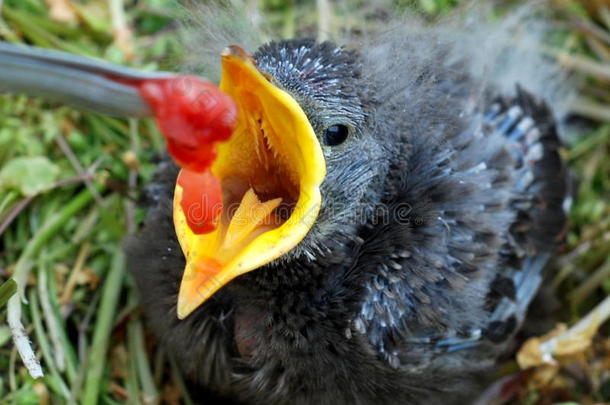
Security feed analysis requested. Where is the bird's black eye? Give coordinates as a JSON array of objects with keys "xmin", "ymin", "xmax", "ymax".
[{"xmin": 323, "ymin": 124, "xmax": 349, "ymax": 146}]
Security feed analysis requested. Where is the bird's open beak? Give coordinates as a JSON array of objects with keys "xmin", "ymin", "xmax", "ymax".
[{"xmin": 174, "ymin": 46, "xmax": 326, "ymax": 319}]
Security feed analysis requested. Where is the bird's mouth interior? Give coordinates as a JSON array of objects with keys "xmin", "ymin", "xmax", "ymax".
[{"xmin": 173, "ymin": 46, "xmax": 326, "ymax": 319}]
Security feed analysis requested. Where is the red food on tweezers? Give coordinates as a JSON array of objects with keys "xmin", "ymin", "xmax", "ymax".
[{"xmin": 139, "ymin": 77, "xmax": 236, "ymax": 234}]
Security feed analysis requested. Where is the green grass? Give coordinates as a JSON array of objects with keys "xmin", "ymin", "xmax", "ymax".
[{"xmin": 0, "ymin": 0, "xmax": 609, "ymax": 404}]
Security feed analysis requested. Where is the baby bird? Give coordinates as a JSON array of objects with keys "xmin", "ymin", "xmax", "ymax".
[{"xmin": 127, "ymin": 16, "xmax": 571, "ymax": 405}]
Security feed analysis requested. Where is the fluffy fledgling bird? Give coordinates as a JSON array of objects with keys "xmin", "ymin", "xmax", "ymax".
[{"xmin": 127, "ymin": 8, "xmax": 572, "ymax": 405}]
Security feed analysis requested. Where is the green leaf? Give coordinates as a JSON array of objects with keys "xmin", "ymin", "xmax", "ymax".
[
  {"xmin": 0, "ymin": 156, "xmax": 60, "ymax": 196},
  {"xmin": 0, "ymin": 279, "xmax": 17, "ymax": 308}
]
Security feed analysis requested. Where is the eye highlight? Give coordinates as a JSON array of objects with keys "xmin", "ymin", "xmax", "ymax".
[{"xmin": 323, "ymin": 124, "xmax": 349, "ymax": 146}]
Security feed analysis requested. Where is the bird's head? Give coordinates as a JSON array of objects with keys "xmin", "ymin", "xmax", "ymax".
[{"xmin": 175, "ymin": 39, "xmax": 388, "ymax": 318}]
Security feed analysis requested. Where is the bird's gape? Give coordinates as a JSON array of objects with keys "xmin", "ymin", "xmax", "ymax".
[
  {"xmin": 213, "ymin": 94, "xmax": 300, "ymax": 262},
  {"xmin": 173, "ymin": 46, "xmax": 325, "ymax": 319}
]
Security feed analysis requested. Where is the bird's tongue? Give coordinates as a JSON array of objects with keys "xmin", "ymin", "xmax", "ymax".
[{"xmin": 223, "ymin": 189, "xmax": 282, "ymax": 250}]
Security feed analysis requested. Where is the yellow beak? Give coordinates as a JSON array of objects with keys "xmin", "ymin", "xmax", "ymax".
[{"xmin": 173, "ymin": 46, "xmax": 326, "ymax": 319}]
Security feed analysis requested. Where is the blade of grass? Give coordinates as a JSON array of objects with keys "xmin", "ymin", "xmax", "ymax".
[
  {"xmin": 10, "ymin": 184, "xmax": 102, "ymax": 291},
  {"xmin": 109, "ymin": 0, "xmax": 135, "ymax": 59},
  {"xmin": 67, "ymin": 291, "xmax": 102, "ymax": 405},
  {"xmin": 0, "ymin": 190, "xmax": 19, "ymax": 216},
  {"xmin": 125, "ymin": 119, "xmax": 139, "ymax": 235},
  {"xmin": 556, "ymin": 51, "xmax": 610, "ymax": 81},
  {"xmin": 9, "ymin": 346, "xmax": 17, "ymax": 392},
  {"xmin": 7, "ymin": 185, "xmax": 102, "ymax": 379},
  {"xmin": 0, "ymin": 279, "xmax": 17, "ymax": 308},
  {"xmin": 126, "ymin": 327, "xmax": 140, "ymax": 404},
  {"xmin": 569, "ymin": 258, "xmax": 610, "ymax": 307},
  {"xmin": 143, "ymin": 120, "xmax": 164, "ymax": 154},
  {"xmin": 567, "ymin": 124, "xmax": 610, "ymax": 161},
  {"xmin": 37, "ymin": 258, "xmax": 66, "ymax": 372},
  {"xmin": 568, "ymin": 15, "xmax": 610, "ymax": 46},
  {"xmin": 43, "ymin": 259, "xmax": 78, "ymax": 384},
  {"xmin": 0, "ymin": 196, "xmax": 35, "ymax": 237},
  {"xmin": 55, "ymin": 135, "xmax": 104, "ymax": 206},
  {"xmin": 129, "ymin": 319, "xmax": 158, "ymax": 405},
  {"xmin": 59, "ymin": 242, "xmax": 91, "ymax": 304},
  {"xmin": 2, "ymin": 7, "xmax": 96, "ymax": 55},
  {"xmin": 599, "ymin": 6, "xmax": 610, "ymax": 31},
  {"xmin": 569, "ymin": 98, "xmax": 610, "ymax": 122},
  {"xmin": 81, "ymin": 249, "xmax": 126, "ymax": 405},
  {"xmin": 28, "ymin": 290, "xmax": 70, "ymax": 399},
  {"xmin": 585, "ymin": 36, "xmax": 610, "ymax": 63},
  {"xmin": 1, "ymin": 171, "xmax": 98, "ymax": 237},
  {"xmin": 71, "ymin": 208, "xmax": 100, "ymax": 244}
]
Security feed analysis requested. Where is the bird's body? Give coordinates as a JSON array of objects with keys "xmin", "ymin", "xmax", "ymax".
[{"xmin": 127, "ymin": 29, "xmax": 570, "ymax": 405}]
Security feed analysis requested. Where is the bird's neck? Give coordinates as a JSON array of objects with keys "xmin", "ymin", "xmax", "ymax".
[{"xmin": 235, "ymin": 232, "xmax": 366, "ymax": 305}]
